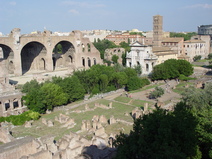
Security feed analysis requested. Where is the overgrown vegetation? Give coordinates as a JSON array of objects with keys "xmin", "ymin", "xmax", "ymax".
[
  {"xmin": 114, "ymin": 83, "xmax": 212, "ymax": 159},
  {"xmin": 151, "ymin": 59, "xmax": 193, "ymax": 80},
  {"xmin": 22, "ymin": 64, "xmax": 150, "ymax": 113},
  {"xmin": 0, "ymin": 111, "xmax": 40, "ymax": 125},
  {"xmin": 193, "ymin": 55, "xmax": 202, "ymax": 61},
  {"xmin": 149, "ymin": 86, "xmax": 164, "ymax": 99},
  {"xmin": 170, "ymin": 32, "xmax": 197, "ymax": 41},
  {"xmin": 93, "ymin": 39, "xmax": 130, "ymax": 66}
]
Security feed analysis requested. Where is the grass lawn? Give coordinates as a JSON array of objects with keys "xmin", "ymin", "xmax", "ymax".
[
  {"xmin": 172, "ymin": 82, "xmax": 194, "ymax": 94},
  {"xmin": 129, "ymin": 83, "xmax": 163, "ymax": 93}
]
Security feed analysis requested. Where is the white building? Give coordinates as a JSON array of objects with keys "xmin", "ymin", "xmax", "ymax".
[{"xmin": 126, "ymin": 41, "xmax": 157, "ymax": 75}]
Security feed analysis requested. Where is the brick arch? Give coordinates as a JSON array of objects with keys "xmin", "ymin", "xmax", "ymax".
[
  {"xmin": 21, "ymin": 41, "xmax": 47, "ymax": 75},
  {"xmin": 0, "ymin": 44, "xmax": 15, "ymax": 75},
  {"xmin": 52, "ymin": 40, "xmax": 76, "ymax": 70}
]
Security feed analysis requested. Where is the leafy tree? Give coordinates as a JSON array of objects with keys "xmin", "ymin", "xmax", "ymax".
[
  {"xmin": 151, "ymin": 59, "xmax": 193, "ymax": 80},
  {"xmin": 112, "ymin": 55, "xmax": 119, "ymax": 64},
  {"xmin": 119, "ymin": 41, "xmax": 130, "ymax": 52},
  {"xmin": 149, "ymin": 86, "xmax": 164, "ymax": 99},
  {"xmin": 112, "ymin": 72, "xmax": 128, "ymax": 89},
  {"xmin": 21, "ymin": 79, "xmax": 41, "ymax": 93},
  {"xmin": 208, "ymin": 53, "xmax": 212, "ymax": 59},
  {"xmin": 40, "ymin": 83, "xmax": 68, "ymax": 110},
  {"xmin": 181, "ymin": 84, "xmax": 212, "ymax": 159},
  {"xmin": 193, "ymin": 55, "xmax": 202, "ymax": 61},
  {"xmin": 134, "ymin": 65, "xmax": 142, "ymax": 76},
  {"xmin": 151, "ymin": 63, "xmax": 169, "ymax": 80},
  {"xmin": 177, "ymin": 59, "xmax": 193, "ymax": 76},
  {"xmin": 126, "ymin": 76, "xmax": 142, "ymax": 91},
  {"xmin": 114, "ymin": 102, "xmax": 201, "ymax": 159},
  {"xmin": 22, "ymin": 88, "xmax": 46, "ymax": 113},
  {"xmin": 99, "ymin": 74, "xmax": 109, "ymax": 92},
  {"xmin": 170, "ymin": 32, "xmax": 197, "ymax": 41},
  {"xmin": 129, "ymin": 32, "xmax": 143, "ymax": 37},
  {"xmin": 93, "ymin": 39, "xmax": 118, "ymax": 59},
  {"xmin": 123, "ymin": 67, "xmax": 137, "ymax": 79}
]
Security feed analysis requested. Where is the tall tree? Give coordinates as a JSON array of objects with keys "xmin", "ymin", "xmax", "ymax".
[{"xmin": 114, "ymin": 102, "xmax": 201, "ymax": 159}]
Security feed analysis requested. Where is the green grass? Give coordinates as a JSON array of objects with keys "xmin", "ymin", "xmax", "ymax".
[
  {"xmin": 172, "ymin": 82, "xmax": 193, "ymax": 94},
  {"xmin": 11, "ymin": 99, "xmax": 136, "ymax": 141},
  {"xmin": 129, "ymin": 84, "xmax": 163, "ymax": 93}
]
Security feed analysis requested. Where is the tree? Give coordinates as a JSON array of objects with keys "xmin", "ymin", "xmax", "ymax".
[
  {"xmin": 134, "ymin": 65, "xmax": 142, "ymax": 76},
  {"xmin": 208, "ymin": 53, "xmax": 212, "ymax": 59},
  {"xmin": 151, "ymin": 59, "xmax": 193, "ymax": 80},
  {"xmin": 112, "ymin": 55, "xmax": 119, "ymax": 64},
  {"xmin": 180, "ymin": 83, "xmax": 212, "ymax": 159},
  {"xmin": 170, "ymin": 32, "xmax": 197, "ymax": 41},
  {"xmin": 21, "ymin": 79, "xmax": 41, "ymax": 93},
  {"xmin": 114, "ymin": 102, "xmax": 201, "ymax": 159},
  {"xmin": 193, "ymin": 55, "xmax": 202, "ymax": 61},
  {"xmin": 149, "ymin": 86, "xmax": 164, "ymax": 99},
  {"xmin": 126, "ymin": 76, "xmax": 142, "ymax": 91},
  {"xmin": 40, "ymin": 83, "xmax": 68, "ymax": 110}
]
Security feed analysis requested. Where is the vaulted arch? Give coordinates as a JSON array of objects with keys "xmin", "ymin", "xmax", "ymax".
[
  {"xmin": 52, "ymin": 41, "xmax": 75, "ymax": 70},
  {"xmin": 21, "ymin": 42, "xmax": 47, "ymax": 74}
]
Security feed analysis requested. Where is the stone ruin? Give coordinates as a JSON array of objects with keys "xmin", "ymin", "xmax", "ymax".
[
  {"xmin": 0, "ymin": 131, "xmax": 116, "ymax": 159},
  {"xmin": 55, "ymin": 113, "xmax": 76, "ymax": 128},
  {"xmin": 72, "ymin": 102, "xmax": 113, "ymax": 114},
  {"xmin": 0, "ymin": 59, "xmax": 27, "ymax": 117},
  {"xmin": 131, "ymin": 103, "xmax": 150, "ymax": 119}
]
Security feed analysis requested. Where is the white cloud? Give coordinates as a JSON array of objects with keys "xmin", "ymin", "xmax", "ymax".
[
  {"xmin": 69, "ymin": 9, "xmax": 79, "ymax": 14},
  {"xmin": 62, "ymin": 1, "xmax": 106, "ymax": 8},
  {"xmin": 185, "ymin": 3, "xmax": 212, "ymax": 9},
  {"xmin": 9, "ymin": 1, "xmax": 16, "ymax": 6}
]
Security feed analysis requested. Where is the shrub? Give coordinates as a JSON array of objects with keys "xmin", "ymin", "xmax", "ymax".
[
  {"xmin": 208, "ymin": 53, "xmax": 212, "ymax": 59},
  {"xmin": 193, "ymin": 55, "xmax": 201, "ymax": 61},
  {"xmin": 149, "ymin": 87, "xmax": 164, "ymax": 99},
  {"xmin": 0, "ymin": 111, "xmax": 40, "ymax": 125}
]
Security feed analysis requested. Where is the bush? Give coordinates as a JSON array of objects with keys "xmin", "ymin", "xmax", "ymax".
[
  {"xmin": 0, "ymin": 111, "xmax": 40, "ymax": 125},
  {"xmin": 193, "ymin": 55, "xmax": 201, "ymax": 61},
  {"xmin": 149, "ymin": 87, "xmax": 164, "ymax": 99},
  {"xmin": 208, "ymin": 53, "xmax": 212, "ymax": 59}
]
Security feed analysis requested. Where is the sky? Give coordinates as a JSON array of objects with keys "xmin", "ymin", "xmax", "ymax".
[{"xmin": 0, "ymin": 0, "xmax": 212, "ymax": 34}]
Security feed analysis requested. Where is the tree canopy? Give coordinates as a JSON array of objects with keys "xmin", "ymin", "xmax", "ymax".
[
  {"xmin": 151, "ymin": 59, "xmax": 193, "ymax": 80},
  {"xmin": 170, "ymin": 32, "xmax": 197, "ymax": 41},
  {"xmin": 114, "ymin": 83, "xmax": 212, "ymax": 159}
]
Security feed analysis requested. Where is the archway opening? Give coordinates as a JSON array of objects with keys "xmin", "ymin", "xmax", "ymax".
[
  {"xmin": 52, "ymin": 41, "xmax": 75, "ymax": 70},
  {"xmin": 21, "ymin": 42, "xmax": 47, "ymax": 75},
  {"xmin": 82, "ymin": 57, "xmax": 85, "ymax": 67},
  {"xmin": 146, "ymin": 64, "xmax": 149, "ymax": 72},
  {"xmin": 88, "ymin": 58, "xmax": 91, "ymax": 67},
  {"xmin": 0, "ymin": 45, "xmax": 14, "ymax": 75}
]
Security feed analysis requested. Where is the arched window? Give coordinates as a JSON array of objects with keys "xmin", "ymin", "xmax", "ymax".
[
  {"xmin": 146, "ymin": 64, "xmax": 149, "ymax": 72},
  {"xmin": 82, "ymin": 57, "xmax": 85, "ymax": 67}
]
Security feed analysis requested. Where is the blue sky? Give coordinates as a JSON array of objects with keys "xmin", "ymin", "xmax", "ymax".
[{"xmin": 0, "ymin": 0, "xmax": 212, "ymax": 34}]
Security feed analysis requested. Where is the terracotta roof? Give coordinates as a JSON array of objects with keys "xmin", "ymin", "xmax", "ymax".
[
  {"xmin": 162, "ymin": 37, "xmax": 184, "ymax": 43},
  {"xmin": 184, "ymin": 40, "xmax": 205, "ymax": 43}
]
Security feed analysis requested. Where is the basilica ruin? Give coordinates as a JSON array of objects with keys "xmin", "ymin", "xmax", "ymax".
[{"xmin": 0, "ymin": 28, "xmax": 102, "ymax": 76}]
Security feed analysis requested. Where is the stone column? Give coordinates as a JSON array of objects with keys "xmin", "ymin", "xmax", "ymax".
[
  {"xmin": 9, "ymin": 100, "xmax": 13, "ymax": 110},
  {"xmin": 13, "ymin": 49, "xmax": 22, "ymax": 76},
  {"xmin": 18, "ymin": 99, "xmax": 22, "ymax": 108},
  {"xmin": 45, "ymin": 48, "xmax": 53, "ymax": 72}
]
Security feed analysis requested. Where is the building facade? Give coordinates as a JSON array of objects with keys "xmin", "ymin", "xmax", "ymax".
[
  {"xmin": 184, "ymin": 40, "xmax": 207, "ymax": 62},
  {"xmin": 105, "ymin": 34, "xmax": 145, "ymax": 45},
  {"xmin": 126, "ymin": 41, "xmax": 157, "ymax": 75}
]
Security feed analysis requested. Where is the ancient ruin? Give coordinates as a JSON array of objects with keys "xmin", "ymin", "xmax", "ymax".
[{"xmin": 0, "ymin": 28, "xmax": 103, "ymax": 76}]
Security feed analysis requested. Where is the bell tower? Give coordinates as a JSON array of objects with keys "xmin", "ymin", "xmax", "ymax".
[{"xmin": 153, "ymin": 15, "xmax": 163, "ymax": 47}]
